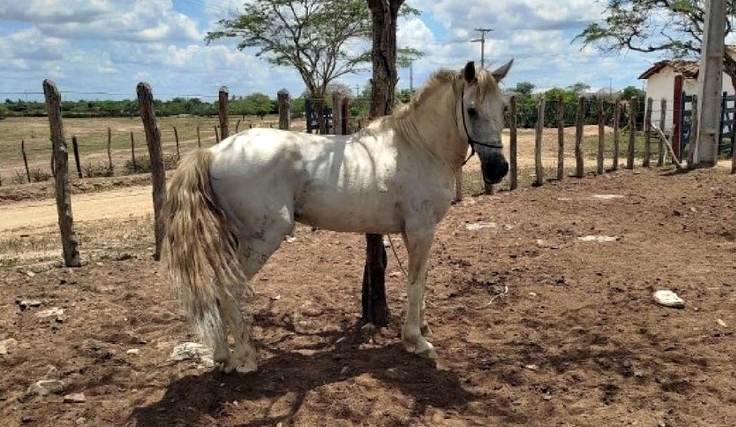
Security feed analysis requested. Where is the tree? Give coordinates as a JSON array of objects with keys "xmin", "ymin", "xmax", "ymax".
[
  {"xmin": 514, "ymin": 81, "xmax": 535, "ymax": 96},
  {"xmin": 360, "ymin": 0, "xmax": 408, "ymax": 328},
  {"xmin": 575, "ymin": 1, "xmax": 736, "ymax": 89},
  {"xmin": 206, "ymin": 0, "xmax": 371, "ymax": 133},
  {"xmin": 567, "ymin": 82, "xmax": 591, "ymax": 95}
]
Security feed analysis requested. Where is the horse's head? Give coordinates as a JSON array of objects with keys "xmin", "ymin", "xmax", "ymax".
[{"xmin": 458, "ymin": 60, "xmax": 512, "ymax": 185}]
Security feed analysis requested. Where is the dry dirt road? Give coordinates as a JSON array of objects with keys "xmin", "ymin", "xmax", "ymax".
[{"xmin": 0, "ymin": 185, "xmax": 153, "ymax": 235}]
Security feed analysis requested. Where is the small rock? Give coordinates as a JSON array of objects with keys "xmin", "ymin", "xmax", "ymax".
[
  {"xmin": 35, "ymin": 307, "xmax": 64, "ymax": 319},
  {"xmin": 716, "ymin": 318, "xmax": 728, "ymax": 328},
  {"xmin": 20, "ymin": 414, "xmax": 35, "ymax": 423},
  {"xmin": 653, "ymin": 290, "xmax": 685, "ymax": 309},
  {"xmin": 466, "ymin": 222, "xmax": 496, "ymax": 231},
  {"xmin": 63, "ymin": 392, "xmax": 87, "ymax": 403},
  {"xmin": 16, "ymin": 299, "xmax": 42, "ymax": 311},
  {"xmin": 284, "ymin": 236, "xmax": 297, "ymax": 243},
  {"xmin": 168, "ymin": 342, "xmax": 214, "ymax": 367},
  {"xmin": 591, "ymin": 194, "xmax": 624, "ymax": 200},
  {"xmin": 577, "ymin": 235, "xmax": 619, "ymax": 242},
  {"xmin": 0, "ymin": 338, "xmax": 18, "ymax": 355},
  {"xmin": 26, "ymin": 380, "xmax": 65, "ymax": 397},
  {"xmin": 126, "ymin": 348, "xmax": 141, "ymax": 355},
  {"xmin": 340, "ymin": 366, "xmax": 350, "ymax": 375}
]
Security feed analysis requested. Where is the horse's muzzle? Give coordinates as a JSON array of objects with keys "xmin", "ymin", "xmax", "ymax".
[{"xmin": 479, "ymin": 151, "xmax": 508, "ymax": 185}]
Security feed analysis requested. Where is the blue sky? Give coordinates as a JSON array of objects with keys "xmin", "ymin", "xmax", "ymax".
[{"xmin": 0, "ymin": 0, "xmax": 660, "ymax": 102}]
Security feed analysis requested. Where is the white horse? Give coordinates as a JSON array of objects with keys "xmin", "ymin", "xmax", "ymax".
[{"xmin": 163, "ymin": 61, "xmax": 512, "ymax": 373}]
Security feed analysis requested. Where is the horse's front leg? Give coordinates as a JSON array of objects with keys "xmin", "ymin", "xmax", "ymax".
[{"xmin": 401, "ymin": 229, "xmax": 437, "ymax": 359}]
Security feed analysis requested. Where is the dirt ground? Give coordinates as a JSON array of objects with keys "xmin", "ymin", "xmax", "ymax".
[{"xmin": 1, "ymin": 153, "xmax": 736, "ymax": 425}]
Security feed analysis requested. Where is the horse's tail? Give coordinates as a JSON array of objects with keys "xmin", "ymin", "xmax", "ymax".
[{"xmin": 163, "ymin": 149, "xmax": 242, "ymax": 348}]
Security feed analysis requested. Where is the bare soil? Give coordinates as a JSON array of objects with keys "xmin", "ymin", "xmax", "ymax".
[{"xmin": 1, "ymin": 164, "xmax": 735, "ymax": 427}]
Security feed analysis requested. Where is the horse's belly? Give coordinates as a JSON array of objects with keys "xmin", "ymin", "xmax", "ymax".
[{"xmin": 294, "ymin": 189, "xmax": 402, "ymax": 233}]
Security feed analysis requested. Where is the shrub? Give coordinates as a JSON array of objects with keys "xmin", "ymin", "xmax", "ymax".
[
  {"xmin": 29, "ymin": 168, "xmax": 52, "ymax": 183},
  {"xmin": 83, "ymin": 163, "xmax": 114, "ymax": 178},
  {"xmin": 123, "ymin": 153, "xmax": 179, "ymax": 175}
]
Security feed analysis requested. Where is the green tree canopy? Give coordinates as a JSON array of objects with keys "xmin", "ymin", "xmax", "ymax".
[
  {"xmin": 575, "ymin": 1, "xmax": 736, "ymax": 86},
  {"xmin": 206, "ymin": 0, "xmax": 419, "ymax": 132}
]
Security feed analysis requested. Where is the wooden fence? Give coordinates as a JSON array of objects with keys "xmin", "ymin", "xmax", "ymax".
[{"xmin": 11, "ymin": 84, "xmax": 736, "ymax": 264}]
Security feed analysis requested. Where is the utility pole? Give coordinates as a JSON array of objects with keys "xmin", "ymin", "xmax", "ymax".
[
  {"xmin": 409, "ymin": 61, "xmax": 414, "ymax": 93},
  {"xmin": 695, "ymin": 0, "xmax": 727, "ymax": 166},
  {"xmin": 471, "ymin": 28, "xmax": 493, "ymax": 68}
]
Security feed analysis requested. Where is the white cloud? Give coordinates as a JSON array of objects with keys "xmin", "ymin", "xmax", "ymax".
[{"xmin": 0, "ymin": 0, "xmax": 655, "ymax": 101}]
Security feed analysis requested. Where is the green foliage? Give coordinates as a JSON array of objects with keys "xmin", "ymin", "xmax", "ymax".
[
  {"xmin": 621, "ymin": 85, "xmax": 646, "ymax": 101},
  {"xmin": 206, "ymin": 0, "xmax": 423, "ymax": 125},
  {"xmin": 231, "ymin": 93, "xmax": 273, "ymax": 117},
  {"xmin": 573, "ymin": 0, "xmax": 714, "ymax": 58},
  {"xmin": 514, "ymin": 82, "xmax": 535, "ymax": 96},
  {"xmin": 206, "ymin": 0, "xmax": 372, "ymax": 100}
]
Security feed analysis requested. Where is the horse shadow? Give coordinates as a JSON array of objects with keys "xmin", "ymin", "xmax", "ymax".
[{"xmin": 129, "ymin": 321, "xmax": 510, "ymax": 427}]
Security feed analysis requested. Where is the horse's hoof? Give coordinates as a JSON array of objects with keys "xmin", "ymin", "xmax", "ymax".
[
  {"xmin": 218, "ymin": 357, "xmax": 257, "ymax": 374},
  {"xmin": 416, "ymin": 347, "xmax": 438, "ymax": 359},
  {"xmin": 235, "ymin": 362, "xmax": 258, "ymax": 374}
]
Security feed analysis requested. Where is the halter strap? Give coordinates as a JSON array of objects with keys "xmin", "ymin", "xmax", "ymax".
[{"xmin": 460, "ymin": 86, "xmax": 503, "ymax": 165}]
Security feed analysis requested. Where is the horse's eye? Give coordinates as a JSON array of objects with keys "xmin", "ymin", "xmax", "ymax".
[{"xmin": 467, "ymin": 107, "xmax": 478, "ymax": 117}]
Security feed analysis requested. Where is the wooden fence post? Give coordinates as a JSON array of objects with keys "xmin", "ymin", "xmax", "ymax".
[
  {"xmin": 214, "ymin": 126, "xmax": 220, "ymax": 144},
  {"xmin": 687, "ymin": 94, "xmax": 699, "ymax": 169},
  {"xmin": 219, "ymin": 86, "xmax": 229, "ymax": 141},
  {"xmin": 597, "ymin": 99, "xmax": 605, "ymax": 174},
  {"xmin": 509, "ymin": 95, "xmax": 518, "ymax": 191},
  {"xmin": 173, "ymin": 126, "xmax": 180, "ymax": 160},
  {"xmin": 557, "ymin": 96, "xmax": 565, "ymax": 180},
  {"xmin": 136, "ymin": 82, "xmax": 167, "ymax": 261},
  {"xmin": 130, "ymin": 131, "xmax": 136, "ymax": 170},
  {"xmin": 196, "ymin": 125, "xmax": 201, "ymax": 148},
  {"xmin": 613, "ymin": 99, "xmax": 621, "ymax": 170},
  {"xmin": 332, "ymin": 92, "xmax": 343, "ymax": 135},
  {"xmin": 534, "ymin": 97, "xmax": 546, "ymax": 186},
  {"xmin": 732, "ymin": 134, "xmax": 736, "ymax": 173},
  {"xmin": 278, "ymin": 89, "xmax": 291, "ymax": 131},
  {"xmin": 21, "ymin": 140, "xmax": 31, "ymax": 183},
  {"xmin": 658, "ymin": 98, "xmax": 667, "ymax": 166},
  {"xmin": 106, "ymin": 127, "xmax": 113, "ymax": 173},
  {"xmin": 643, "ymin": 98, "xmax": 653, "ymax": 167},
  {"xmin": 627, "ymin": 97, "xmax": 637, "ymax": 169},
  {"xmin": 235, "ymin": 119, "xmax": 242, "ymax": 133},
  {"xmin": 43, "ymin": 79, "xmax": 81, "ymax": 267},
  {"xmin": 574, "ymin": 96, "xmax": 586, "ymax": 177},
  {"xmin": 71, "ymin": 135, "xmax": 82, "ymax": 179}
]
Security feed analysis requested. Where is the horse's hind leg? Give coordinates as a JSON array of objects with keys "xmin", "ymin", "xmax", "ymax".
[
  {"xmin": 219, "ymin": 222, "xmax": 293, "ymax": 373},
  {"xmin": 401, "ymin": 229, "xmax": 437, "ymax": 359}
]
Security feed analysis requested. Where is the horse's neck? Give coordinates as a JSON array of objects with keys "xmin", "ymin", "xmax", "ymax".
[{"xmin": 398, "ymin": 86, "xmax": 467, "ymax": 169}]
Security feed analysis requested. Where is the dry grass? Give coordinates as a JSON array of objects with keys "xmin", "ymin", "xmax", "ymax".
[
  {"xmin": 0, "ymin": 115, "xmax": 308, "ymax": 180},
  {"xmin": 0, "ymin": 215, "xmax": 155, "ymax": 269}
]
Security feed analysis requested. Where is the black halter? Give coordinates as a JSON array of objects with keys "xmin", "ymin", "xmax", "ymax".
[{"xmin": 460, "ymin": 88, "xmax": 503, "ymax": 165}]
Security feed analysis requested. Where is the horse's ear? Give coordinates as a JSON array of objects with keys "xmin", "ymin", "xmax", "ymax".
[
  {"xmin": 463, "ymin": 61, "xmax": 476, "ymax": 83},
  {"xmin": 491, "ymin": 59, "xmax": 513, "ymax": 81}
]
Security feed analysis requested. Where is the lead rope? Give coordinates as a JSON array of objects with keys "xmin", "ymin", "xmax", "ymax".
[
  {"xmin": 386, "ymin": 234, "xmax": 408, "ymax": 279},
  {"xmin": 460, "ymin": 89, "xmax": 476, "ymax": 165}
]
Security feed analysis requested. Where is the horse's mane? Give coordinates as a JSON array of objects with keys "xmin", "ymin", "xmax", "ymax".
[{"xmin": 385, "ymin": 67, "xmax": 501, "ymax": 155}]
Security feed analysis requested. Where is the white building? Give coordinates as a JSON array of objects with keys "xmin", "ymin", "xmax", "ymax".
[{"xmin": 639, "ymin": 58, "xmax": 735, "ymax": 131}]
